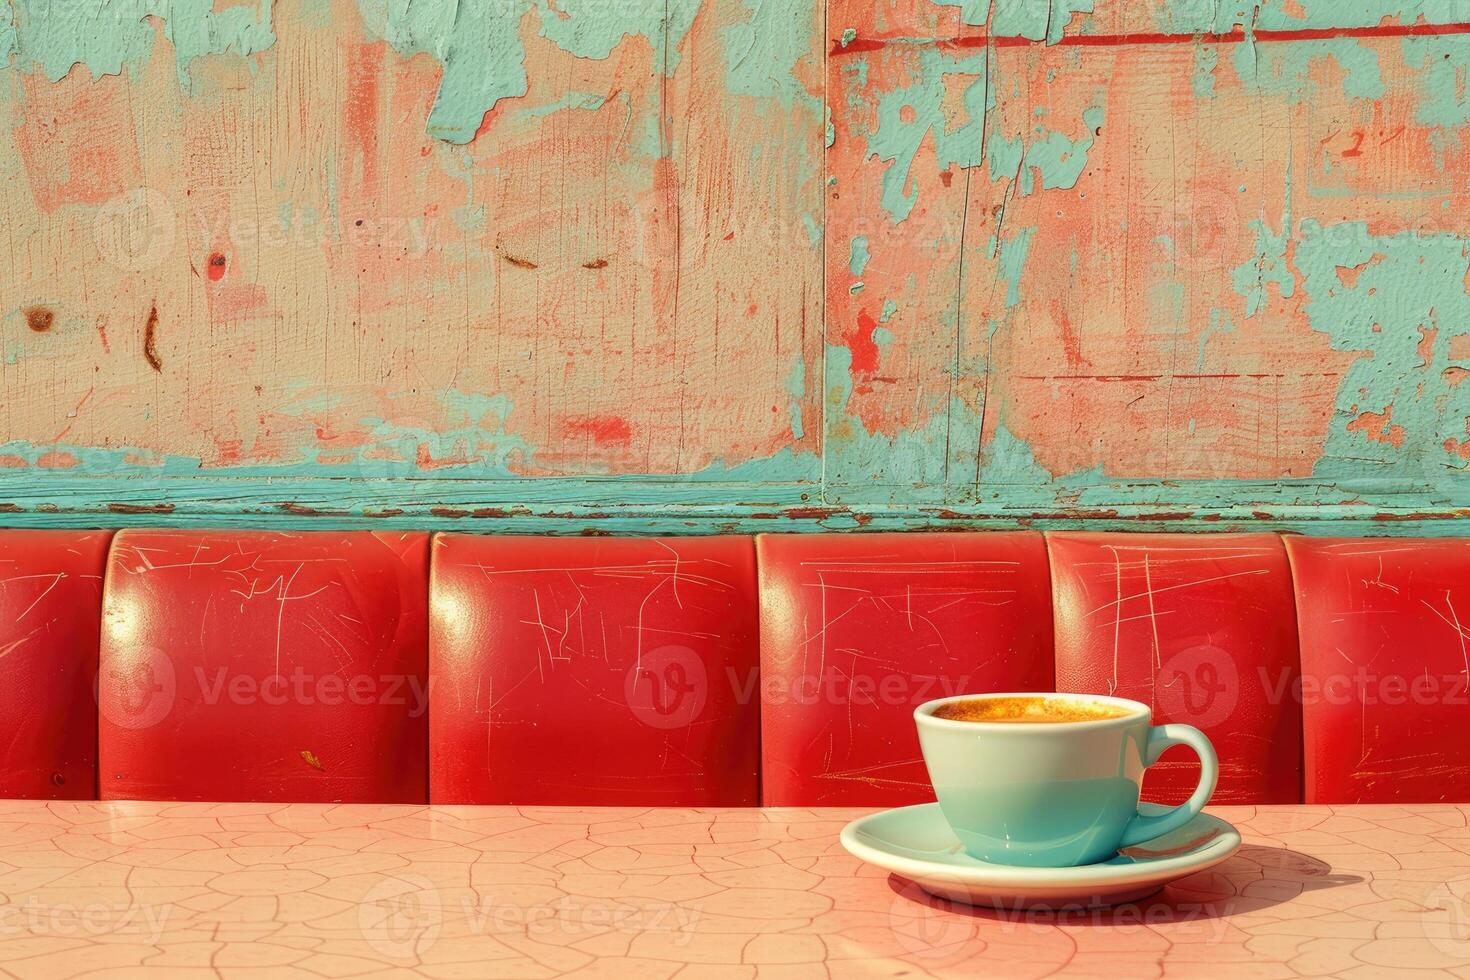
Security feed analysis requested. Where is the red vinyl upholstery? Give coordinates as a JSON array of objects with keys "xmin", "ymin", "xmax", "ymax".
[
  {"xmin": 429, "ymin": 535, "xmax": 760, "ymax": 805},
  {"xmin": 98, "ymin": 530, "xmax": 429, "ymax": 803},
  {"xmin": 1049, "ymin": 533, "xmax": 1303, "ymax": 804},
  {"xmin": 1286, "ymin": 537, "xmax": 1470, "ymax": 803},
  {"xmin": 0, "ymin": 530, "xmax": 111, "ymax": 799},
  {"xmin": 0, "ymin": 522, "xmax": 1459, "ymax": 807},
  {"xmin": 757, "ymin": 532, "xmax": 1054, "ymax": 806}
]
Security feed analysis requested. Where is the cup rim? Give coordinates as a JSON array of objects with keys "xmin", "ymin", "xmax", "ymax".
[{"xmin": 914, "ymin": 692, "xmax": 1151, "ymax": 731}]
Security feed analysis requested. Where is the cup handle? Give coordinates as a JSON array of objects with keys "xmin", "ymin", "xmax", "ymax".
[{"xmin": 1118, "ymin": 724, "xmax": 1219, "ymax": 849}]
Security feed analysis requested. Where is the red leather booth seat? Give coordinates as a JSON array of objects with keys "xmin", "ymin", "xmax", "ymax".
[
  {"xmin": 1049, "ymin": 533, "xmax": 1304, "ymax": 804},
  {"xmin": 98, "ymin": 530, "xmax": 429, "ymax": 803},
  {"xmin": 0, "ymin": 530, "xmax": 111, "ymax": 799},
  {"xmin": 758, "ymin": 532, "xmax": 1054, "ymax": 806},
  {"xmin": 1287, "ymin": 537, "xmax": 1470, "ymax": 803},
  {"xmin": 429, "ymin": 535, "xmax": 760, "ymax": 805},
  {"xmin": 15, "ymin": 525, "xmax": 1470, "ymax": 806}
]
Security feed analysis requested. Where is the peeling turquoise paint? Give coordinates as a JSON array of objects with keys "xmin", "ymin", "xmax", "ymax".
[
  {"xmin": 520, "ymin": 91, "xmax": 609, "ymax": 119},
  {"xmin": 353, "ymin": 0, "xmax": 708, "ymax": 144},
  {"xmin": 1191, "ymin": 44, "xmax": 1217, "ymax": 98},
  {"xmin": 354, "ymin": 0, "xmax": 529, "ymax": 145},
  {"xmin": 1233, "ymin": 161, "xmax": 1295, "ymax": 318},
  {"xmin": 1406, "ymin": 41, "xmax": 1470, "ymax": 136},
  {"xmin": 994, "ymin": 228, "xmax": 1035, "ymax": 309},
  {"xmin": 535, "ymin": 0, "xmax": 696, "ymax": 66},
  {"xmin": 722, "ymin": 0, "xmax": 817, "ymax": 113},
  {"xmin": 824, "ymin": 345, "xmax": 954, "ymax": 501},
  {"xmin": 0, "ymin": 4, "xmax": 15, "ymax": 64},
  {"xmin": 987, "ymin": 106, "xmax": 1104, "ymax": 195},
  {"xmin": 1196, "ymin": 310, "xmax": 1237, "ymax": 373},
  {"xmin": 937, "ymin": 0, "xmax": 1096, "ymax": 44},
  {"xmin": 786, "ymin": 359, "xmax": 806, "ymax": 441},
  {"xmin": 1153, "ymin": 0, "xmax": 1470, "ymax": 34},
  {"xmin": 866, "ymin": 47, "xmax": 989, "ymax": 222},
  {"xmin": 1297, "ymin": 219, "xmax": 1470, "ymax": 479},
  {"xmin": 7, "ymin": 0, "xmax": 1470, "ymax": 539},
  {"xmin": 1233, "ymin": 37, "xmax": 1384, "ymax": 104},
  {"xmin": 5, "ymin": 0, "xmax": 275, "ymax": 89}
]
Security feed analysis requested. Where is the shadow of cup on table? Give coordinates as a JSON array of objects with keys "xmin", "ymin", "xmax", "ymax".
[{"xmin": 885, "ymin": 843, "xmax": 1361, "ymax": 960}]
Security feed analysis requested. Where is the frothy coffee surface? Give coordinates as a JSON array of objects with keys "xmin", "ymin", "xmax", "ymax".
[{"xmin": 932, "ymin": 696, "xmax": 1133, "ymax": 724}]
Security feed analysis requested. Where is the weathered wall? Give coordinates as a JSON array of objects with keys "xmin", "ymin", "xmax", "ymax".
[{"xmin": 1, "ymin": 1, "xmax": 1468, "ymax": 533}]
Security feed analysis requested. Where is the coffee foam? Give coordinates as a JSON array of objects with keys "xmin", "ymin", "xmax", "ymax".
[{"xmin": 931, "ymin": 696, "xmax": 1133, "ymax": 724}]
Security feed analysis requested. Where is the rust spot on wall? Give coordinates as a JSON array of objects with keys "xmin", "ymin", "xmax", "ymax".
[
  {"xmin": 431, "ymin": 506, "xmax": 470, "ymax": 518},
  {"xmin": 300, "ymin": 749, "xmax": 324, "ymax": 771},
  {"xmin": 750, "ymin": 506, "xmax": 843, "ymax": 521},
  {"xmin": 363, "ymin": 508, "xmax": 405, "ymax": 518},
  {"xmin": 107, "ymin": 502, "xmax": 175, "ymax": 514},
  {"xmin": 0, "ymin": 504, "xmax": 22, "ymax": 514},
  {"xmin": 278, "ymin": 503, "xmax": 348, "ymax": 516},
  {"xmin": 142, "ymin": 304, "xmax": 162, "ymax": 372},
  {"xmin": 498, "ymin": 250, "xmax": 538, "ymax": 269},
  {"xmin": 583, "ymin": 258, "xmax": 609, "ymax": 269},
  {"xmin": 207, "ymin": 252, "xmax": 227, "ymax": 281},
  {"xmin": 23, "ymin": 306, "xmax": 54, "ymax": 332}
]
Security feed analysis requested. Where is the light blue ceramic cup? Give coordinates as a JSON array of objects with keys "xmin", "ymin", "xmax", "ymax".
[{"xmin": 915, "ymin": 692, "xmax": 1218, "ymax": 868}]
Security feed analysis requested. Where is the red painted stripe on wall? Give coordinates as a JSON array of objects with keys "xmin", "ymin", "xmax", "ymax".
[{"xmin": 832, "ymin": 21, "xmax": 1470, "ymax": 55}]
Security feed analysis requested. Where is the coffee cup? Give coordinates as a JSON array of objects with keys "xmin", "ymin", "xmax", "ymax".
[{"xmin": 915, "ymin": 692, "xmax": 1218, "ymax": 867}]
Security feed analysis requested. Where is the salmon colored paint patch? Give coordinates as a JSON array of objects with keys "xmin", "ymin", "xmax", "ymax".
[
  {"xmin": 208, "ymin": 283, "xmax": 270, "ymax": 322},
  {"xmin": 35, "ymin": 452, "xmax": 79, "ymax": 469},
  {"xmin": 345, "ymin": 43, "xmax": 385, "ymax": 187},
  {"xmin": 1417, "ymin": 325, "xmax": 1438, "ymax": 367},
  {"xmin": 1445, "ymin": 437, "xmax": 1470, "ymax": 463},
  {"xmin": 0, "ymin": 457, "xmax": 28, "ymax": 469},
  {"xmin": 1347, "ymin": 407, "xmax": 1406, "ymax": 448},
  {"xmin": 1335, "ymin": 254, "xmax": 1384, "ymax": 289},
  {"xmin": 1451, "ymin": 335, "xmax": 1470, "ymax": 361},
  {"xmin": 15, "ymin": 72, "xmax": 141, "ymax": 213},
  {"xmin": 206, "ymin": 252, "xmax": 227, "ymax": 281},
  {"xmin": 562, "ymin": 415, "xmax": 634, "ymax": 446}
]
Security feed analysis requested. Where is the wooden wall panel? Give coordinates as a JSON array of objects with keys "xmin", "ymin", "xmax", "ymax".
[{"xmin": 1, "ymin": 1, "xmax": 1469, "ymax": 532}]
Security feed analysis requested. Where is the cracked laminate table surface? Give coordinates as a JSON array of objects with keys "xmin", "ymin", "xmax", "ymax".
[{"xmin": 0, "ymin": 803, "xmax": 1467, "ymax": 978}]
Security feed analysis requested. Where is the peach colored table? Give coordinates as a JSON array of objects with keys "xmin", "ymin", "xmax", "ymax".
[{"xmin": 0, "ymin": 802, "xmax": 1468, "ymax": 978}]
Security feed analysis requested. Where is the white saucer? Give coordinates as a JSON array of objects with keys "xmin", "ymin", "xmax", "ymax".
[{"xmin": 841, "ymin": 802, "xmax": 1241, "ymax": 909}]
